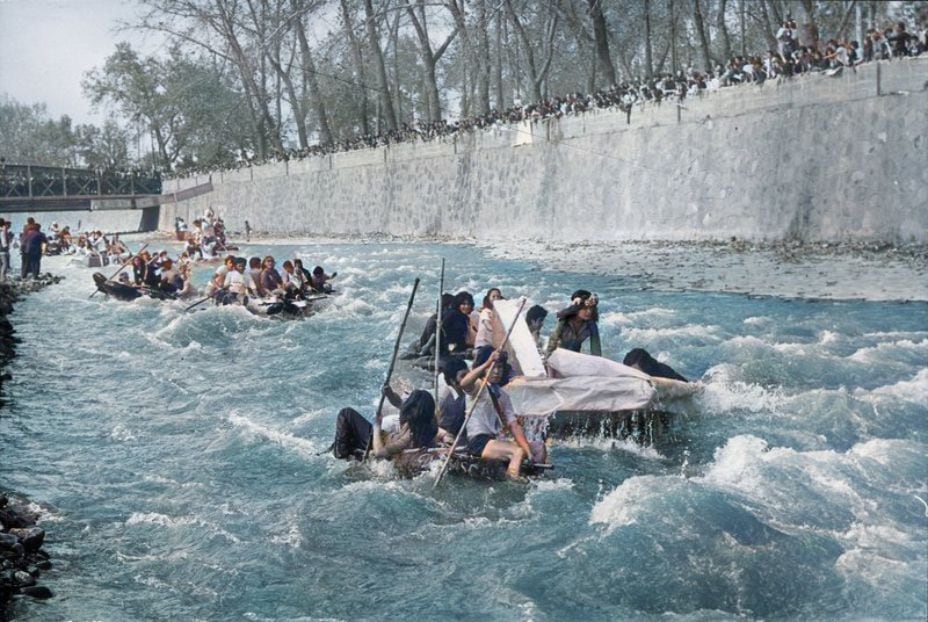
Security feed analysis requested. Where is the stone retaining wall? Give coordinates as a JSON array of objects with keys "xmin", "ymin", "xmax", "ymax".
[{"xmin": 162, "ymin": 58, "xmax": 928, "ymax": 243}]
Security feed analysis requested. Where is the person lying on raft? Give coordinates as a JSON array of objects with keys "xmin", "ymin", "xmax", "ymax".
[
  {"xmin": 460, "ymin": 350, "xmax": 533, "ymax": 480},
  {"xmin": 545, "ymin": 289, "xmax": 601, "ymax": 359},
  {"xmin": 623, "ymin": 348, "xmax": 689, "ymax": 382},
  {"xmin": 332, "ymin": 389, "xmax": 447, "ymax": 461}
]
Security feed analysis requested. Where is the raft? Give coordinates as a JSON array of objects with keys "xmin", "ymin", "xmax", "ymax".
[
  {"xmin": 392, "ymin": 447, "xmax": 552, "ymax": 481},
  {"xmin": 92, "ymin": 272, "xmax": 178, "ymax": 302}
]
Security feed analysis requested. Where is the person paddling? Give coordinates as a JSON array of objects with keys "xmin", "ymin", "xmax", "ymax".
[{"xmin": 459, "ymin": 350, "xmax": 533, "ymax": 480}]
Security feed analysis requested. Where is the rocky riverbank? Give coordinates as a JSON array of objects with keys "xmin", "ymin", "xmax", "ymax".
[
  {"xmin": 0, "ymin": 275, "xmax": 63, "ymax": 619},
  {"xmin": 484, "ymin": 238, "xmax": 928, "ymax": 302}
]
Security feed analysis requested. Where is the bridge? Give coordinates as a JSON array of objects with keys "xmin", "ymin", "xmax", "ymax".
[{"xmin": 0, "ymin": 163, "xmax": 211, "ymax": 232}]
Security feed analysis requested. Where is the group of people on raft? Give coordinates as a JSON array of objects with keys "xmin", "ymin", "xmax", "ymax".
[
  {"xmin": 203, "ymin": 254, "xmax": 336, "ymax": 305},
  {"xmin": 110, "ymin": 245, "xmax": 335, "ymax": 306},
  {"xmin": 175, "ymin": 206, "xmax": 234, "ymax": 259},
  {"xmin": 333, "ymin": 288, "xmax": 688, "ymax": 480}
]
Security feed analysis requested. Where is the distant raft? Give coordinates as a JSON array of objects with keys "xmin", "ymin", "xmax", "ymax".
[
  {"xmin": 215, "ymin": 293, "xmax": 331, "ymax": 319},
  {"xmin": 92, "ymin": 272, "xmax": 178, "ymax": 302}
]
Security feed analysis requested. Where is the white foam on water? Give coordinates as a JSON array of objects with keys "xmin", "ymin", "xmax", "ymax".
[
  {"xmin": 818, "ymin": 330, "xmax": 841, "ymax": 345},
  {"xmin": 600, "ymin": 307, "xmax": 677, "ymax": 328},
  {"xmin": 860, "ymin": 368, "xmax": 928, "ymax": 404},
  {"xmin": 269, "ymin": 520, "xmax": 303, "ymax": 549},
  {"xmin": 227, "ymin": 412, "xmax": 322, "ymax": 458},
  {"xmin": 531, "ymin": 478, "xmax": 574, "ymax": 492},
  {"xmin": 848, "ymin": 338, "xmax": 928, "ymax": 363},
  {"xmin": 556, "ymin": 435, "xmax": 665, "ymax": 459},
  {"xmin": 126, "ymin": 511, "xmax": 242, "ymax": 543},
  {"xmin": 126, "ymin": 512, "xmax": 201, "ymax": 528},
  {"xmin": 743, "ymin": 315, "xmax": 771, "ymax": 326},
  {"xmin": 621, "ymin": 323, "xmax": 723, "ymax": 343},
  {"xmin": 589, "ymin": 475, "xmax": 679, "ymax": 533},
  {"xmin": 110, "ymin": 424, "xmax": 136, "ymax": 442},
  {"xmin": 698, "ymin": 365, "xmax": 787, "ymax": 414}
]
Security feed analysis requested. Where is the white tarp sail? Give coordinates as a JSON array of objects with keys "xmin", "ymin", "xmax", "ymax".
[
  {"xmin": 506, "ymin": 348, "xmax": 657, "ymax": 417},
  {"xmin": 494, "ymin": 298, "xmax": 546, "ymax": 378},
  {"xmin": 492, "ymin": 307, "xmax": 698, "ymax": 416}
]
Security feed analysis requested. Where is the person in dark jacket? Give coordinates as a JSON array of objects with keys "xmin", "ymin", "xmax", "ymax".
[{"xmin": 440, "ymin": 291, "xmax": 475, "ymax": 359}]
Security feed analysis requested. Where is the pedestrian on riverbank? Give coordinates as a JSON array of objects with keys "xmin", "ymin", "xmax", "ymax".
[{"xmin": 0, "ymin": 219, "xmax": 11, "ymax": 281}]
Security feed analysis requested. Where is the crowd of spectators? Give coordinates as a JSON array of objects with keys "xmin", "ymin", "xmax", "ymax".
[{"xmin": 164, "ymin": 19, "xmax": 928, "ymax": 180}]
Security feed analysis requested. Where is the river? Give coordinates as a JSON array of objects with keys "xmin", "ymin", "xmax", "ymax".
[{"xmin": 2, "ymin": 240, "xmax": 926, "ymax": 621}]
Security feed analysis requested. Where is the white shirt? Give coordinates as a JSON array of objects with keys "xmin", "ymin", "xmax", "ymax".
[
  {"xmin": 224, "ymin": 269, "xmax": 248, "ymax": 294},
  {"xmin": 465, "ymin": 387, "xmax": 517, "ymax": 439}
]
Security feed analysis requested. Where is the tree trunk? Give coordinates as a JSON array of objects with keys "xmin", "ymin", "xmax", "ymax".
[
  {"xmin": 644, "ymin": 0, "xmax": 654, "ymax": 78},
  {"xmin": 291, "ymin": 0, "xmax": 332, "ymax": 145},
  {"xmin": 407, "ymin": 1, "xmax": 457, "ymax": 122},
  {"xmin": 494, "ymin": 11, "xmax": 504, "ymax": 109},
  {"xmin": 476, "ymin": 0, "xmax": 491, "ymax": 115},
  {"xmin": 717, "ymin": 0, "xmax": 732, "ymax": 62},
  {"xmin": 670, "ymin": 0, "xmax": 678, "ymax": 74},
  {"xmin": 587, "ymin": 0, "xmax": 617, "ymax": 86},
  {"xmin": 339, "ymin": 0, "xmax": 370, "ymax": 136},
  {"xmin": 693, "ymin": 0, "xmax": 713, "ymax": 72},
  {"xmin": 363, "ymin": 0, "xmax": 396, "ymax": 131}
]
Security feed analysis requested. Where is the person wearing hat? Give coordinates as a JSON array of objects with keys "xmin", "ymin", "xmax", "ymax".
[{"xmin": 545, "ymin": 289, "xmax": 601, "ymax": 359}]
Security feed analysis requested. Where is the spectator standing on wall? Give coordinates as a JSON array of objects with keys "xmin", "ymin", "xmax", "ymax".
[{"xmin": 0, "ymin": 218, "xmax": 11, "ymax": 281}]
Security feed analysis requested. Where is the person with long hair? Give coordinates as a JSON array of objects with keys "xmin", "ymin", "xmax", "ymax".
[
  {"xmin": 545, "ymin": 289, "xmax": 601, "ymax": 359},
  {"xmin": 332, "ymin": 388, "xmax": 447, "ymax": 460}
]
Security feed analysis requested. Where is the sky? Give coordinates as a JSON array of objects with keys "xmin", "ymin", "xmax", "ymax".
[{"xmin": 0, "ymin": 0, "xmax": 162, "ymax": 125}]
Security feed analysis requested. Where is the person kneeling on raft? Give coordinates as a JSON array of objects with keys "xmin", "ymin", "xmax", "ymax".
[
  {"xmin": 332, "ymin": 388, "xmax": 447, "ymax": 461},
  {"xmin": 460, "ymin": 350, "xmax": 533, "ymax": 480}
]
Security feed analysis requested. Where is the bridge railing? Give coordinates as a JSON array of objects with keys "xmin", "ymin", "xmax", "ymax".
[{"xmin": 0, "ymin": 164, "xmax": 162, "ymax": 199}]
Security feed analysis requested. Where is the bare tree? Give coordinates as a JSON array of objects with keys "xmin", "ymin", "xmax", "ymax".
[
  {"xmin": 406, "ymin": 0, "xmax": 458, "ymax": 121},
  {"xmin": 363, "ymin": 0, "xmax": 397, "ymax": 131}
]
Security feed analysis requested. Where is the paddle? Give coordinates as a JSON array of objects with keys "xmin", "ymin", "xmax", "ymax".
[
  {"xmin": 89, "ymin": 243, "xmax": 149, "ymax": 299},
  {"xmin": 433, "ymin": 258, "xmax": 445, "ymax": 413},
  {"xmin": 363, "ymin": 277, "xmax": 420, "ymax": 462},
  {"xmin": 433, "ymin": 298, "xmax": 527, "ymax": 489}
]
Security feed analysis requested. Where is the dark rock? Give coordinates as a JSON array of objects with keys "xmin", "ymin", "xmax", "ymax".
[
  {"xmin": 8, "ymin": 527, "xmax": 44, "ymax": 554},
  {"xmin": 34, "ymin": 560, "xmax": 51, "ymax": 571},
  {"xmin": 20, "ymin": 585, "xmax": 53, "ymax": 599},
  {"xmin": 12, "ymin": 570, "xmax": 34, "ymax": 588},
  {"xmin": 0, "ymin": 534, "xmax": 18, "ymax": 551},
  {"xmin": 0, "ymin": 507, "xmax": 31, "ymax": 529}
]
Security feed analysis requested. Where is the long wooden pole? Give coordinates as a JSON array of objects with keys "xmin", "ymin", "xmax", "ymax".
[
  {"xmin": 433, "ymin": 297, "xmax": 526, "ymax": 489},
  {"xmin": 433, "ymin": 258, "xmax": 445, "ymax": 399},
  {"xmin": 364, "ymin": 277, "xmax": 420, "ymax": 461}
]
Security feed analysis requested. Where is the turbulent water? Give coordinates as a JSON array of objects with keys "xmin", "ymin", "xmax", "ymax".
[{"xmin": 2, "ymin": 241, "xmax": 926, "ymax": 621}]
